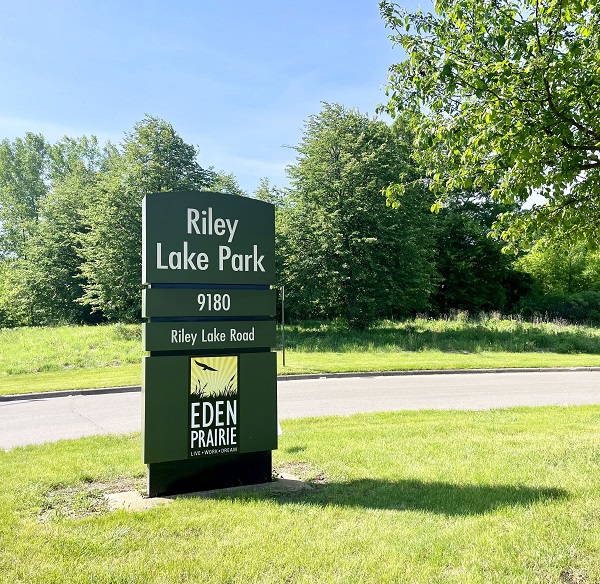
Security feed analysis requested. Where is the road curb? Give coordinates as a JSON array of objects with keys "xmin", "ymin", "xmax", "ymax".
[
  {"xmin": 0, "ymin": 385, "xmax": 141, "ymax": 402},
  {"xmin": 276, "ymin": 366, "xmax": 600, "ymax": 381},
  {"xmin": 1, "ymin": 367, "xmax": 599, "ymax": 402}
]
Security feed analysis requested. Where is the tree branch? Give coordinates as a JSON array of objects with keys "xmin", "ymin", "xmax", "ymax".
[
  {"xmin": 561, "ymin": 141, "xmax": 600, "ymax": 153},
  {"xmin": 533, "ymin": 0, "xmax": 600, "ymax": 142},
  {"xmin": 542, "ymin": 77, "xmax": 600, "ymax": 142}
]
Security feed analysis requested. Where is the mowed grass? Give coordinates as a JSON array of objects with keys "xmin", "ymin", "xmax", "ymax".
[
  {"xmin": 2, "ymin": 316, "xmax": 600, "ymax": 395},
  {"xmin": 0, "ymin": 406, "xmax": 598, "ymax": 583},
  {"xmin": 279, "ymin": 350, "xmax": 600, "ymax": 375}
]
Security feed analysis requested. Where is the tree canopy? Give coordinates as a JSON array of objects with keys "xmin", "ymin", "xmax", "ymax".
[
  {"xmin": 516, "ymin": 239, "xmax": 600, "ymax": 294},
  {"xmin": 380, "ymin": 0, "xmax": 600, "ymax": 248},
  {"xmin": 280, "ymin": 103, "xmax": 436, "ymax": 328},
  {"xmin": 430, "ymin": 195, "xmax": 532, "ymax": 314},
  {"xmin": 0, "ymin": 116, "xmax": 243, "ymax": 325},
  {"xmin": 0, "ymin": 133, "xmax": 50, "ymax": 258},
  {"xmin": 79, "ymin": 115, "xmax": 216, "ymax": 321},
  {"xmin": 0, "ymin": 103, "xmax": 595, "ymax": 327}
]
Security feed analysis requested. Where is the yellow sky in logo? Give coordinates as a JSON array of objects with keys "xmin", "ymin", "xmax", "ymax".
[{"xmin": 190, "ymin": 356, "xmax": 238, "ymax": 397}]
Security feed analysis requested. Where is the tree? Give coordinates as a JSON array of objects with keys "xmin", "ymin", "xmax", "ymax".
[
  {"xmin": 516, "ymin": 240, "xmax": 600, "ymax": 294},
  {"xmin": 209, "ymin": 170, "xmax": 247, "ymax": 197},
  {"xmin": 431, "ymin": 196, "xmax": 532, "ymax": 314},
  {"xmin": 0, "ymin": 133, "xmax": 51, "ymax": 258},
  {"xmin": 4, "ymin": 137, "xmax": 102, "ymax": 325},
  {"xmin": 118, "ymin": 115, "xmax": 213, "ymax": 194},
  {"xmin": 0, "ymin": 134, "xmax": 103, "ymax": 325},
  {"xmin": 79, "ymin": 116, "xmax": 214, "ymax": 321},
  {"xmin": 380, "ymin": 0, "xmax": 600, "ymax": 248},
  {"xmin": 281, "ymin": 103, "xmax": 436, "ymax": 329},
  {"xmin": 515, "ymin": 239, "xmax": 600, "ymax": 322},
  {"xmin": 254, "ymin": 177, "xmax": 285, "ymax": 208}
]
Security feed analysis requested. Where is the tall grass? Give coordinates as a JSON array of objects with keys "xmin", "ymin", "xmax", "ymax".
[
  {"xmin": 282, "ymin": 313, "xmax": 600, "ymax": 354},
  {"xmin": 1, "ymin": 315, "xmax": 600, "ymax": 394},
  {"xmin": 0, "ymin": 323, "xmax": 141, "ymax": 375}
]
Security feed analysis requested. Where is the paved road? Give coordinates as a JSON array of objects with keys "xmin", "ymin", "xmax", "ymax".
[{"xmin": 1, "ymin": 370, "xmax": 599, "ymax": 450}]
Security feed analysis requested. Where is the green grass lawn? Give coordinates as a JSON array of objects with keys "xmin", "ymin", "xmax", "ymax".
[
  {"xmin": 1, "ymin": 406, "xmax": 598, "ymax": 583},
  {"xmin": 2, "ymin": 317, "xmax": 600, "ymax": 396}
]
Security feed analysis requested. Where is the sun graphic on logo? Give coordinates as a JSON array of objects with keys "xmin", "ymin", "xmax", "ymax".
[{"xmin": 190, "ymin": 356, "xmax": 238, "ymax": 397}]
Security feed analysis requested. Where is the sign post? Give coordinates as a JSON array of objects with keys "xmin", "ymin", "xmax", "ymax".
[{"xmin": 141, "ymin": 190, "xmax": 277, "ymax": 497}]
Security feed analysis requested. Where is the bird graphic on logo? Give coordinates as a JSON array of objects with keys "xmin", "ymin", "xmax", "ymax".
[
  {"xmin": 194, "ymin": 360, "xmax": 218, "ymax": 372},
  {"xmin": 190, "ymin": 356, "xmax": 238, "ymax": 397}
]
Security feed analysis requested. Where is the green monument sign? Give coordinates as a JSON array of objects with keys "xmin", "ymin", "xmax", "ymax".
[
  {"xmin": 142, "ymin": 191, "xmax": 277, "ymax": 497},
  {"xmin": 142, "ymin": 190, "xmax": 275, "ymax": 285},
  {"xmin": 143, "ymin": 320, "xmax": 276, "ymax": 352},
  {"xmin": 142, "ymin": 288, "xmax": 276, "ymax": 318}
]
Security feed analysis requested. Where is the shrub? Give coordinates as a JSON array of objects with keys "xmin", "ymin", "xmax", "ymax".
[{"xmin": 519, "ymin": 291, "xmax": 600, "ymax": 325}]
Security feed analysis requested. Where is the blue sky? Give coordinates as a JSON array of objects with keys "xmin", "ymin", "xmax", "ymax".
[{"xmin": 0, "ymin": 1, "xmax": 431, "ymax": 194}]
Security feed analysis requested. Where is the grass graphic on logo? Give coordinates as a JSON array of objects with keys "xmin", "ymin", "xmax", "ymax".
[{"xmin": 190, "ymin": 356, "xmax": 238, "ymax": 397}]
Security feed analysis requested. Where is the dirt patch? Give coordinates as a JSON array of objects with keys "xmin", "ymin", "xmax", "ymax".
[
  {"xmin": 108, "ymin": 471, "xmax": 314, "ymax": 511},
  {"xmin": 106, "ymin": 490, "xmax": 172, "ymax": 511},
  {"xmin": 38, "ymin": 476, "xmax": 145, "ymax": 521},
  {"xmin": 274, "ymin": 462, "xmax": 328, "ymax": 484},
  {"xmin": 36, "ymin": 469, "xmax": 326, "ymax": 518},
  {"xmin": 559, "ymin": 568, "xmax": 587, "ymax": 584}
]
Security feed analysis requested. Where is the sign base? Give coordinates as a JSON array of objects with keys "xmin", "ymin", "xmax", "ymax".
[{"xmin": 147, "ymin": 451, "xmax": 272, "ymax": 497}]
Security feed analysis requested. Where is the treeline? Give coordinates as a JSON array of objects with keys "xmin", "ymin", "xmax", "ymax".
[
  {"xmin": 2, "ymin": 108, "xmax": 600, "ymax": 329},
  {"xmin": 274, "ymin": 104, "xmax": 600, "ymax": 328},
  {"xmin": 0, "ymin": 115, "xmax": 245, "ymax": 326}
]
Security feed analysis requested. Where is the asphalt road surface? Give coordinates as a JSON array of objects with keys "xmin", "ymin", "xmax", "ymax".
[{"xmin": 1, "ymin": 370, "xmax": 599, "ymax": 450}]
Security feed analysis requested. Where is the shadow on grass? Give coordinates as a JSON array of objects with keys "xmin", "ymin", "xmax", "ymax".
[{"xmin": 224, "ymin": 478, "xmax": 568, "ymax": 516}]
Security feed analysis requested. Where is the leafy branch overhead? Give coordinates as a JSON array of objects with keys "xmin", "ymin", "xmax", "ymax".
[{"xmin": 379, "ymin": 0, "xmax": 600, "ymax": 248}]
